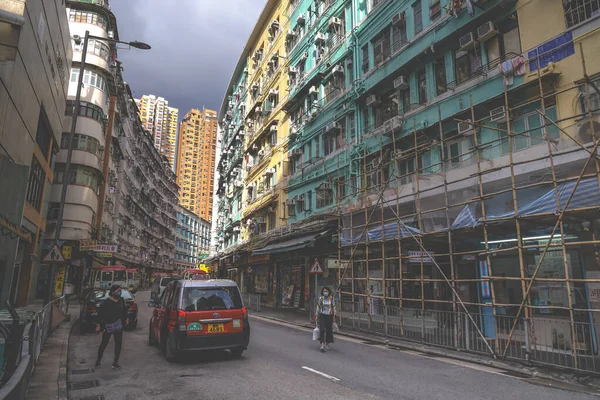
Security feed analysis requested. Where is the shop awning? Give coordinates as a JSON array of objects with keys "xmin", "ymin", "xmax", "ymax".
[
  {"xmin": 340, "ymin": 221, "xmax": 421, "ymax": 246},
  {"xmin": 252, "ymin": 231, "xmax": 329, "ymax": 255},
  {"xmin": 451, "ymin": 177, "xmax": 600, "ymax": 229}
]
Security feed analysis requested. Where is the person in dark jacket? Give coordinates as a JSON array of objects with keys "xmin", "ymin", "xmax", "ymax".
[{"xmin": 95, "ymin": 285, "xmax": 128, "ymax": 369}]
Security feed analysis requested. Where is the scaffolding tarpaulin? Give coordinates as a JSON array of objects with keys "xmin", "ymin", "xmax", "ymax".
[
  {"xmin": 451, "ymin": 177, "xmax": 600, "ymax": 229},
  {"xmin": 340, "ymin": 222, "xmax": 421, "ymax": 246},
  {"xmin": 252, "ymin": 231, "xmax": 329, "ymax": 255}
]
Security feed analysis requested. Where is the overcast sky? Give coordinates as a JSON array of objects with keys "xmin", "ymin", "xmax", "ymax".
[{"xmin": 110, "ymin": 0, "xmax": 266, "ymax": 118}]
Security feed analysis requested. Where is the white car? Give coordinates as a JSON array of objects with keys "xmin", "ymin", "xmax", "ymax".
[{"xmin": 152, "ymin": 276, "xmax": 177, "ymax": 300}]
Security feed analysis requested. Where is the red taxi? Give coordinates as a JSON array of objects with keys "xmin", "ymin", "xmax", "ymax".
[{"xmin": 148, "ymin": 279, "xmax": 250, "ymax": 361}]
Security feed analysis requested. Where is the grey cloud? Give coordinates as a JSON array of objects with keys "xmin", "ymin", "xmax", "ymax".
[{"xmin": 110, "ymin": 0, "xmax": 266, "ymax": 114}]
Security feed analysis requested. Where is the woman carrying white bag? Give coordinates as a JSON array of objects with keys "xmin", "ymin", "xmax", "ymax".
[{"xmin": 314, "ymin": 286, "xmax": 336, "ymax": 352}]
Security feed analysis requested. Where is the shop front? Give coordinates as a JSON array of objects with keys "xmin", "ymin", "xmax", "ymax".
[{"xmin": 247, "ymin": 253, "xmax": 273, "ymax": 305}]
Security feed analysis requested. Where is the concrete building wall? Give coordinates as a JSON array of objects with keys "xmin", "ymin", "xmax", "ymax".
[{"xmin": 0, "ymin": 0, "xmax": 71, "ymax": 306}]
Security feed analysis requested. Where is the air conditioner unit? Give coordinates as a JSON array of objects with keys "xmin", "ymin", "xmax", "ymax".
[
  {"xmin": 289, "ymin": 66, "xmax": 298, "ymax": 74},
  {"xmin": 309, "ymin": 86, "xmax": 319, "ymax": 96},
  {"xmin": 255, "ymin": 106, "xmax": 262, "ymax": 113},
  {"xmin": 297, "ymin": 14, "xmax": 306, "ymax": 25},
  {"xmin": 269, "ymin": 89, "xmax": 278, "ymax": 97},
  {"xmin": 235, "ymin": 181, "xmax": 243, "ymax": 187},
  {"xmin": 270, "ymin": 125, "xmax": 278, "ymax": 132},
  {"xmin": 233, "ymin": 226, "xmax": 241, "ymax": 232},
  {"xmin": 394, "ymin": 75, "xmax": 409, "ymax": 90},
  {"xmin": 325, "ymin": 121, "xmax": 341, "ymax": 133},
  {"xmin": 366, "ymin": 94, "xmax": 381, "ymax": 107},
  {"xmin": 257, "ymin": 217, "xmax": 267, "ymax": 224},
  {"xmin": 392, "ymin": 12, "xmax": 405, "ymax": 26},
  {"xmin": 477, "ymin": 21, "xmax": 498, "ymax": 42},
  {"xmin": 391, "ymin": 115, "xmax": 404, "ymax": 130},
  {"xmin": 292, "ymin": 148, "xmax": 304, "ymax": 157},
  {"xmin": 248, "ymin": 182, "xmax": 257, "ymax": 188},
  {"xmin": 459, "ymin": 32, "xmax": 478, "ymax": 51},
  {"xmin": 285, "ymin": 198, "xmax": 295, "ymax": 206},
  {"xmin": 490, "ymin": 106, "xmax": 507, "ymax": 123},
  {"xmin": 458, "ymin": 120, "xmax": 474, "ymax": 135},
  {"xmin": 265, "ymin": 168, "xmax": 275, "ymax": 174},
  {"xmin": 332, "ymin": 65, "xmax": 344, "ymax": 75},
  {"xmin": 315, "ymin": 32, "xmax": 326, "ymax": 44},
  {"xmin": 301, "ymin": 52, "xmax": 308, "ymax": 61},
  {"xmin": 329, "ymin": 17, "xmax": 342, "ymax": 29},
  {"xmin": 287, "ymin": 30, "xmax": 297, "ymax": 40}
]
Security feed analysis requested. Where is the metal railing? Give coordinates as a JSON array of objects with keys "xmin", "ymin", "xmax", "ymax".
[
  {"xmin": 242, "ymin": 294, "xmax": 263, "ymax": 312},
  {"xmin": 337, "ymin": 301, "xmax": 600, "ymax": 374}
]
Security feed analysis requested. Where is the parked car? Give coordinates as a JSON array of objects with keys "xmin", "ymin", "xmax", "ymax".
[
  {"xmin": 148, "ymin": 279, "xmax": 250, "ymax": 362},
  {"xmin": 151, "ymin": 274, "xmax": 178, "ymax": 301},
  {"xmin": 79, "ymin": 288, "xmax": 138, "ymax": 333}
]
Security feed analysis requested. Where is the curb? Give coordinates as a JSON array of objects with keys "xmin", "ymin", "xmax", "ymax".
[
  {"xmin": 58, "ymin": 316, "xmax": 78, "ymax": 400},
  {"xmin": 249, "ymin": 313, "xmax": 596, "ymax": 392}
]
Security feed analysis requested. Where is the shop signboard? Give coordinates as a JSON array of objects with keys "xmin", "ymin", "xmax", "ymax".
[
  {"xmin": 79, "ymin": 240, "xmax": 97, "ymax": 251},
  {"xmin": 408, "ymin": 250, "xmax": 435, "ymax": 263},
  {"xmin": 54, "ymin": 265, "xmax": 65, "ymax": 296}
]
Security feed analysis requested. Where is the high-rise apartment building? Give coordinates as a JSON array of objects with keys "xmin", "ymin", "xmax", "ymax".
[
  {"xmin": 176, "ymin": 108, "xmax": 218, "ymax": 221},
  {"xmin": 136, "ymin": 94, "xmax": 178, "ymax": 170}
]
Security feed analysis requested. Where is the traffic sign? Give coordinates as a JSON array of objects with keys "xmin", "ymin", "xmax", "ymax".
[
  {"xmin": 61, "ymin": 245, "xmax": 72, "ymax": 260},
  {"xmin": 309, "ymin": 258, "xmax": 323, "ymax": 274},
  {"xmin": 43, "ymin": 244, "xmax": 65, "ymax": 263}
]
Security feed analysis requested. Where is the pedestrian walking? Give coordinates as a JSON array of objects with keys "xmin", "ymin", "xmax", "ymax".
[
  {"xmin": 315, "ymin": 286, "xmax": 336, "ymax": 352},
  {"xmin": 95, "ymin": 285, "xmax": 128, "ymax": 369}
]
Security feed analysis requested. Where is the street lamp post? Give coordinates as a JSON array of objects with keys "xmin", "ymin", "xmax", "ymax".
[{"xmin": 55, "ymin": 31, "xmax": 151, "ymax": 242}]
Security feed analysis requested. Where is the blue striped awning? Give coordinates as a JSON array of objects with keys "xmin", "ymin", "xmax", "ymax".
[
  {"xmin": 451, "ymin": 177, "xmax": 600, "ymax": 229},
  {"xmin": 340, "ymin": 221, "xmax": 421, "ymax": 246}
]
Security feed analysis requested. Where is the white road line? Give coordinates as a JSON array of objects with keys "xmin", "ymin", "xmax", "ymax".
[{"xmin": 301, "ymin": 366, "xmax": 341, "ymax": 382}]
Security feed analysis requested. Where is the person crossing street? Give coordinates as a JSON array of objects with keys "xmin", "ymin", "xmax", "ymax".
[{"xmin": 315, "ymin": 286, "xmax": 336, "ymax": 352}]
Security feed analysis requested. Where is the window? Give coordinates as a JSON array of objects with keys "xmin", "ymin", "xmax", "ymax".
[
  {"xmin": 47, "ymin": 202, "xmax": 60, "ymax": 220},
  {"xmin": 564, "ymin": 0, "xmax": 600, "ymax": 28},
  {"xmin": 374, "ymin": 94, "xmax": 399, "ymax": 129},
  {"xmin": 580, "ymin": 78, "xmax": 600, "ymax": 112},
  {"xmin": 35, "ymin": 106, "xmax": 53, "ymax": 160},
  {"xmin": 392, "ymin": 17, "xmax": 408, "ymax": 53},
  {"xmin": 418, "ymin": 69, "xmax": 427, "ymax": 104},
  {"xmin": 397, "ymin": 158, "xmax": 415, "ymax": 185},
  {"xmin": 270, "ymin": 131, "xmax": 277, "ymax": 147},
  {"xmin": 70, "ymin": 69, "xmax": 108, "ymax": 92},
  {"xmin": 454, "ymin": 48, "xmax": 482, "ymax": 85},
  {"xmin": 365, "ymin": 156, "xmax": 389, "ymax": 192},
  {"xmin": 413, "ymin": 1, "xmax": 423, "ymax": 35},
  {"xmin": 430, "ymin": 0, "xmax": 441, "ymax": 21},
  {"xmin": 316, "ymin": 187, "xmax": 334, "ymax": 208},
  {"xmin": 268, "ymin": 213, "xmax": 276, "ymax": 231},
  {"xmin": 60, "ymin": 133, "xmax": 100, "ymax": 155},
  {"xmin": 361, "ymin": 45, "xmax": 369, "ymax": 74},
  {"xmin": 68, "ymin": 10, "xmax": 108, "ymax": 30},
  {"xmin": 26, "ymin": 157, "xmax": 46, "ymax": 211},
  {"xmin": 444, "ymin": 136, "xmax": 474, "ymax": 167},
  {"xmin": 501, "ymin": 107, "xmax": 560, "ymax": 154},
  {"xmin": 74, "ymin": 39, "xmax": 111, "ymax": 62},
  {"xmin": 337, "ymin": 177, "xmax": 347, "ymax": 199},
  {"xmin": 435, "ymin": 57, "xmax": 447, "ymax": 96},
  {"xmin": 372, "ymin": 29, "xmax": 391, "ymax": 66},
  {"xmin": 66, "ymin": 100, "xmax": 105, "ymax": 123},
  {"xmin": 348, "ymin": 112, "xmax": 356, "ymax": 142},
  {"xmin": 400, "ymin": 89, "xmax": 411, "ymax": 113},
  {"xmin": 54, "ymin": 164, "xmax": 101, "ymax": 193},
  {"xmin": 345, "ymin": 57, "xmax": 354, "ymax": 87}
]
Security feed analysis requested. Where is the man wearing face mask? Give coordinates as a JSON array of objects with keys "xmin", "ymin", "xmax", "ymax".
[
  {"xmin": 95, "ymin": 285, "xmax": 128, "ymax": 369},
  {"xmin": 315, "ymin": 286, "xmax": 336, "ymax": 352}
]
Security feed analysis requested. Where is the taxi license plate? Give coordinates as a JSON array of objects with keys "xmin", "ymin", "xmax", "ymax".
[{"xmin": 207, "ymin": 324, "xmax": 224, "ymax": 333}]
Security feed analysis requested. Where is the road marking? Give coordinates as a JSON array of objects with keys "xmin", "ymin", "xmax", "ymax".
[{"xmin": 301, "ymin": 366, "xmax": 341, "ymax": 382}]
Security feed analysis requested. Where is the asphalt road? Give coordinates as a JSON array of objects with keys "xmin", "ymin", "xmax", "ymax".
[{"xmin": 67, "ymin": 291, "xmax": 597, "ymax": 400}]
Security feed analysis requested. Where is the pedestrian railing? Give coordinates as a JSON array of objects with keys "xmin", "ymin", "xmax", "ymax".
[
  {"xmin": 337, "ymin": 301, "xmax": 600, "ymax": 375},
  {"xmin": 242, "ymin": 294, "xmax": 262, "ymax": 312}
]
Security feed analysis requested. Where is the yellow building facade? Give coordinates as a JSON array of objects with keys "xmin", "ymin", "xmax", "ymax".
[{"xmin": 241, "ymin": 1, "xmax": 291, "ymax": 241}]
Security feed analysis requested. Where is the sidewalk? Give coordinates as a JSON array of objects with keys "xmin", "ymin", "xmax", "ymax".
[
  {"xmin": 24, "ymin": 316, "xmax": 75, "ymax": 400},
  {"xmin": 249, "ymin": 307, "xmax": 600, "ymax": 395}
]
